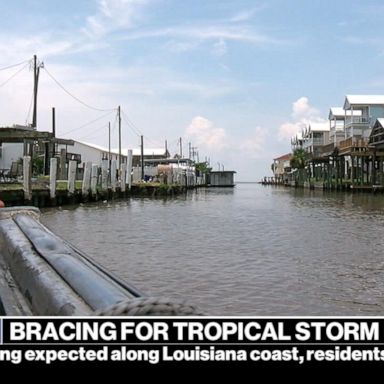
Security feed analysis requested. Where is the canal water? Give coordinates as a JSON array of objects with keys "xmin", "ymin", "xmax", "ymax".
[{"xmin": 41, "ymin": 183, "xmax": 384, "ymax": 316}]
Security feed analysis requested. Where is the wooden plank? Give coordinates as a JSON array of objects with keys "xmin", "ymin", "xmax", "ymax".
[{"xmin": 0, "ymin": 129, "xmax": 53, "ymax": 141}]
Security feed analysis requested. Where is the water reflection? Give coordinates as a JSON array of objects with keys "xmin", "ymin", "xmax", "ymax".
[{"xmin": 41, "ymin": 184, "xmax": 384, "ymax": 316}]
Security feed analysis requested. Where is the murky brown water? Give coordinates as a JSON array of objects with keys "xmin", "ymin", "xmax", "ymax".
[{"xmin": 41, "ymin": 183, "xmax": 384, "ymax": 315}]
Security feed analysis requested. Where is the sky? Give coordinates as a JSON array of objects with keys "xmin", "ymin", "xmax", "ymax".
[{"xmin": 1, "ymin": 0, "xmax": 384, "ymax": 181}]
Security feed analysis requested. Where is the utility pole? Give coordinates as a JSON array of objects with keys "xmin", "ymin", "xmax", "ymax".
[
  {"xmin": 32, "ymin": 54, "xmax": 43, "ymax": 129},
  {"xmin": 179, "ymin": 137, "xmax": 183, "ymax": 158},
  {"xmin": 165, "ymin": 139, "xmax": 168, "ymax": 156},
  {"xmin": 141, "ymin": 135, "xmax": 144, "ymax": 180},
  {"xmin": 51, "ymin": 107, "xmax": 56, "ymax": 159},
  {"xmin": 118, "ymin": 106, "xmax": 121, "ymax": 168},
  {"xmin": 108, "ymin": 121, "xmax": 111, "ymax": 173},
  {"xmin": 191, "ymin": 146, "xmax": 198, "ymax": 162},
  {"xmin": 52, "ymin": 107, "xmax": 56, "ymax": 137}
]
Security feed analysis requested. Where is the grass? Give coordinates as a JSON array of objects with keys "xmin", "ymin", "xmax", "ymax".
[{"xmin": 56, "ymin": 181, "xmax": 83, "ymax": 190}]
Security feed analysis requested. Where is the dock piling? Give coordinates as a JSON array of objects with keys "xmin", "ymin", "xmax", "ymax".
[
  {"xmin": 82, "ymin": 162, "xmax": 92, "ymax": 197},
  {"xmin": 111, "ymin": 160, "xmax": 117, "ymax": 192},
  {"xmin": 91, "ymin": 164, "xmax": 98, "ymax": 197},
  {"xmin": 101, "ymin": 159, "xmax": 108, "ymax": 192},
  {"xmin": 120, "ymin": 163, "xmax": 126, "ymax": 192},
  {"xmin": 67, "ymin": 160, "xmax": 77, "ymax": 195},
  {"xmin": 49, "ymin": 158, "xmax": 57, "ymax": 199},
  {"xmin": 23, "ymin": 156, "xmax": 32, "ymax": 201}
]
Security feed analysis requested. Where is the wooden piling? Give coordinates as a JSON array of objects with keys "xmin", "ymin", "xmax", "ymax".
[
  {"xmin": 101, "ymin": 159, "xmax": 108, "ymax": 192},
  {"xmin": 120, "ymin": 163, "xmax": 126, "ymax": 192},
  {"xmin": 59, "ymin": 148, "xmax": 67, "ymax": 180},
  {"xmin": 111, "ymin": 160, "xmax": 117, "ymax": 192},
  {"xmin": 82, "ymin": 162, "xmax": 92, "ymax": 197},
  {"xmin": 23, "ymin": 156, "xmax": 32, "ymax": 201},
  {"xmin": 127, "ymin": 149, "xmax": 133, "ymax": 190},
  {"xmin": 67, "ymin": 160, "xmax": 77, "ymax": 195},
  {"xmin": 91, "ymin": 164, "xmax": 98, "ymax": 197},
  {"xmin": 49, "ymin": 158, "xmax": 57, "ymax": 199}
]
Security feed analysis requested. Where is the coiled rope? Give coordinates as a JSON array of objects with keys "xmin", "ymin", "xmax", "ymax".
[{"xmin": 93, "ymin": 297, "xmax": 204, "ymax": 316}]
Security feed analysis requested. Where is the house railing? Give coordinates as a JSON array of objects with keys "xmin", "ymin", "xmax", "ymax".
[
  {"xmin": 345, "ymin": 116, "xmax": 370, "ymax": 127},
  {"xmin": 339, "ymin": 137, "xmax": 368, "ymax": 150}
]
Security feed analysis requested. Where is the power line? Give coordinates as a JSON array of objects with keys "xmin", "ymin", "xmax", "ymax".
[
  {"xmin": 43, "ymin": 66, "xmax": 116, "ymax": 112},
  {"xmin": 121, "ymin": 110, "xmax": 142, "ymax": 136},
  {"xmin": 0, "ymin": 59, "xmax": 30, "ymax": 71},
  {"xmin": 0, "ymin": 62, "xmax": 29, "ymax": 88},
  {"xmin": 77, "ymin": 123, "xmax": 109, "ymax": 141},
  {"xmin": 121, "ymin": 109, "xmax": 163, "ymax": 147},
  {"xmin": 60, "ymin": 110, "xmax": 115, "ymax": 136}
]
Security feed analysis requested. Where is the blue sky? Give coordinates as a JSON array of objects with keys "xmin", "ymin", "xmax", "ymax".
[{"xmin": 1, "ymin": 0, "xmax": 384, "ymax": 180}]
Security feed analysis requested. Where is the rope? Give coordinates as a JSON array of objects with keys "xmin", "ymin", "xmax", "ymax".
[{"xmin": 93, "ymin": 297, "xmax": 204, "ymax": 316}]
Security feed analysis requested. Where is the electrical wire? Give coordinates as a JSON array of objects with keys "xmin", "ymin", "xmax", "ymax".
[
  {"xmin": 0, "ymin": 62, "xmax": 29, "ymax": 88},
  {"xmin": 60, "ymin": 110, "xmax": 115, "ymax": 136},
  {"xmin": 43, "ymin": 66, "xmax": 116, "ymax": 112},
  {"xmin": 77, "ymin": 123, "xmax": 109, "ymax": 141},
  {"xmin": 121, "ymin": 109, "xmax": 163, "ymax": 147},
  {"xmin": 0, "ymin": 59, "xmax": 30, "ymax": 71},
  {"xmin": 121, "ymin": 110, "xmax": 142, "ymax": 136}
]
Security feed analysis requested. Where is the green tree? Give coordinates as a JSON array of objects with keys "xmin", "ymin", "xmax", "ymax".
[
  {"xmin": 195, "ymin": 162, "xmax": 212, "ymax": 176},
  {"xmin": 290, "ymin": 148, "xmax": 307, "ymax": 169},
  {"xmin": 290, "ymin": 148, "xmax": 307, "ymax": 185}
]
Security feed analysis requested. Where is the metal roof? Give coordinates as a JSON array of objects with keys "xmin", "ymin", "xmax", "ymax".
[
  {"xmin": 309, "ymin": 122, "xmax": 330, "ymax": 132},
  {"xmin": 375, "ymin": 118, "xmax": 384, "ymax": 127},
  {"xmin": 130, "ymin": 148, "xmax": 168, "ymax": 156},
  {"xmin": 344, "ymin": 95, "xmax": 384, "ymax": 109},
  {"xmin": 328, "ymin": 107, "xmax": 362, "ymax": 119},
  {"xmin": 273, "ymin": 153, "xmax": 292, "ymax": 161}
]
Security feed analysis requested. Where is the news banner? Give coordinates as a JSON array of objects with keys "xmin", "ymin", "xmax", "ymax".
[{"xmin": 1, "ymin": 318, "xmax": 384, "ymax": 365}]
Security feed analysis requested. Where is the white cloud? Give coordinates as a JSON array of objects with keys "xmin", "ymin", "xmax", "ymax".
[
  {"xmin": 278, "ymin": 96, "xmax": 325, "ymax": 141},
  {"xmin": 83, "ymin": 0, "xmax": 150, "ymax": 38},
  {"xmin": 0, "ymin": 37, "xmax": 73, "ymax": 65},
  {"xmin": 239, "ymin": 126, "xmax": 267, "ymax": 158},
  {"xmin": 278, "ymin": 122, "xmax": 305, "ymax": 141},
  {"xmin": 163, "ymin": 40, "xmax": 199, "ymax": 53},
  {"xmin": 212, "ymin": 39, "xmax": 228, "ymax": 56},
  {"xmin": 292, "ymin": 96, "xmax": 319, "ymax": 120},
  {"xmin": 122, "ymin": 25, "xmax": 284, "ymax": 46},
  {"xmin": 229, "ymin": 6, "xmax": 265, "ymax": 23},
  {"xmin": 186, "ymin": 116, "xmax": 228, "ymax": 150}
]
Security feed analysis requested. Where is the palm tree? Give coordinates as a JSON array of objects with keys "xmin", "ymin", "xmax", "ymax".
[
  {"xmin": 290, "ymin": 148, "xmax": 307, "ymax": 170},
  {"xmin": 290, "ymin": 148, "xmax": 307, "ymax": 184}
]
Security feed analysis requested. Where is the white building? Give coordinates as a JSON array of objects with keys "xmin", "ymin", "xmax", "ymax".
[
  {"xmin": 56, "ymin": 141, "xmax": 126, "ymax": 169},
  {"xmin": 343, "ymin": 95, "xmax": 384, "ymax": 139},
  {"xmin": 0, "ymin": 143, "xmax": 23, "ymax": 170},
  {"xmin": 302, "ymin": 122, "xmax": 330, "ymax": 157},
  {"xmin": 329, "ymin": 107, "xmax": 361, "ymax": 145}
]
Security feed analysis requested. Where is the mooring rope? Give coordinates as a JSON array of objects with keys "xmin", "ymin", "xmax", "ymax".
[{"xmin": 93, "ymin": 297, "xmax": 204, "ymax": 316}]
